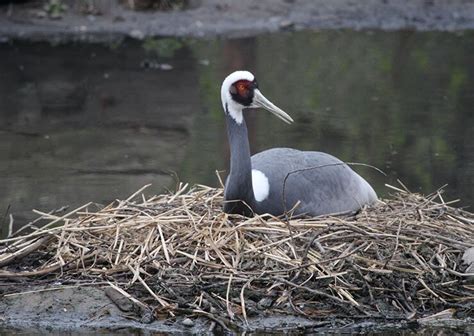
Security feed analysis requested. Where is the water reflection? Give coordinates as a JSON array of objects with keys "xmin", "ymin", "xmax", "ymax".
[
  {"xmin": 185, "ymin": 30, "xmax": 474, "ymax": 208},
  {"xmin": 1, "ymin": 30, "xmax": 473, "ymax": 232},
  {"xmin": 0, "ymin": 41, "xmax": 198, "ymax": 231}
]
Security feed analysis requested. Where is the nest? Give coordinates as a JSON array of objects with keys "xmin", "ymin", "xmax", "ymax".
[{"xmin": 1, "ymin": 183, "xmax": 473, "ymax": 331}]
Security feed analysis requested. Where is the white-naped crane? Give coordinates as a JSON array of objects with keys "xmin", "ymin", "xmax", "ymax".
[{"xmin": 221, "ymin": 70, "xmax": 377, "ymax": 217}]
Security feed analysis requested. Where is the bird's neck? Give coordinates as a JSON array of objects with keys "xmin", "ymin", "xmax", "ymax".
[{"xmin": 225, "ymin": 108, "xmax": 255, "ymax": 205}]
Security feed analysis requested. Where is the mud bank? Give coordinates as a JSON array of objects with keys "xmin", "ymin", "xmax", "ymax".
[
  {"xmin": 1, "ymin": 285, "xmax": 470, "ymax": 334},
  {"xmin": 0, "ymin": 286, "xmax": 332, "ymax": 334},
  {"xmin": 0, "ymin": 286, "xmax": 209, "ymax": 334},
  {"xmin": 1, "ymin": 0, "xmax": 474, "ymax": 42}
]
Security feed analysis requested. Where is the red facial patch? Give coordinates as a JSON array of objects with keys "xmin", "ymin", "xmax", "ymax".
[{"xmin": 231, "ymin": 80, "xmax": 251, "ymax": 98}]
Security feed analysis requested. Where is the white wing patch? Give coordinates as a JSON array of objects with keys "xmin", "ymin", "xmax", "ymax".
[{"xmin": 252, "ymin": 169, "xmax": 270, "ymax": 202}]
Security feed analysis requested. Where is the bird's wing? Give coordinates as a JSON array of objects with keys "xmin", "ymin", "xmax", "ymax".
[{"xmin": 251, "ymin": 148, "xmax": 372, "ymax": 215}]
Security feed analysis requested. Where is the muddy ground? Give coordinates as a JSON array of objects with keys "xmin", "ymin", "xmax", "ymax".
[
  {"xmin": 1, "ymin": 0, "xmax": 474, "ymax": 42},
  {"xmin": 0, "ymin": 284, "xmax": 462, "ymax": 334},
  {"xmin": 0, "ymin": 284, "xmax": 387, "ymax": 334},
  {"xmin": 0, "ymin": 285, "xmax": 210, "ymax": 334},
  {"xmin": 0, "ymin": 282, "xmax": 472, "ymax": 334}
]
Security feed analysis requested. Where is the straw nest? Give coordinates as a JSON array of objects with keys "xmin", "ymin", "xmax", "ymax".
[{"xmin": 0, "ymin": 183, "xmax": 473, "ymax": 331}]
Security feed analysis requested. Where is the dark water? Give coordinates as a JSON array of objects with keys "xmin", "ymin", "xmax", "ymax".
[
  {"xmin": 0, "ymin": 324, "xmax": 473, "ymax": 335},
  {"xmin": 1, "ymin": 31, "xmax": 473, "ymax": 234}
]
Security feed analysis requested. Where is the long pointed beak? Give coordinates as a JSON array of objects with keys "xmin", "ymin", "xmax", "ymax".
[{"xmin": 252, "ymin": 89, "xmax": 294, "ymax": 124}]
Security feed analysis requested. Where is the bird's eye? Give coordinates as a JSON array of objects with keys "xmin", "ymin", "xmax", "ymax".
[
  {"xmin": 230, "ymin": 80, "xmax": 252, "ymax": 100},
  {"xmin": 235, "ymin": 82, "xmax": 249, "ymax": 97}
]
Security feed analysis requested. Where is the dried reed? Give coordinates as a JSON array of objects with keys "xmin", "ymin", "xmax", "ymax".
[{"xmin": 0, "ymin": 183, "xmax": 473, "ymax": 330}]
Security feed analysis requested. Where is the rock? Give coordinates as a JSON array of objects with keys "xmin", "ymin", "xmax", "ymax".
[
  {"xmin": 129, "ymin": 29, "xmax": 144, "ymax": 40},
  {"xmin": 462, "ymin": 247, "xmax": 474, "ymax": 282},
  {"xmin": 182, "ymin": 317, "xmax": 194, "ymax": 327},
  {"xmin": 159, "ymin": 63, "xmax": 173, "ymax": 71},
  {"xmin": 199, "ymin": 59, "xmax": 210, "ymax": 66},
  {"xmin": 35, "ymin": 10, "xmax": 47, "ymax": 19},
  {"xmin": 279, "ymin": 20, "xmax": 294, "ymax": 29},
  {"xmin": 257, "ymin": 297, "xmax": 274, "ymax": 309},
  {"xmin": 140, "ymin": 311, "xmax": 155, "ymax": 324},
  {"xmin": 462, "ymin": 247, "xmax": 474, "ymax": 265}
]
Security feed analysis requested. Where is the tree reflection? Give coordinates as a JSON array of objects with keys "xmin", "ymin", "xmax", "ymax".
[{"xmin": 190, "ymin": 31, "xmax": 474, "ymax": 207}]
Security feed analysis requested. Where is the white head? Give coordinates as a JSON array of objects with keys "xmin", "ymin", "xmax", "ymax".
[{"xmin": 220, "ymin": 70, "xmax": 294, "ymax": 125}]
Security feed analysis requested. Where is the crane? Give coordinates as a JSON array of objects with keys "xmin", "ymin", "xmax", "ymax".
[{"xmin": 221, "ymin": 70, "xmax": 377, "ymax": 217}]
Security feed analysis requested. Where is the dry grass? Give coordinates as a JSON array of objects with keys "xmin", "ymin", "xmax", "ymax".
[{"xmin": 0, "ymin": 183, "xmax": 473, "ymax": 330}]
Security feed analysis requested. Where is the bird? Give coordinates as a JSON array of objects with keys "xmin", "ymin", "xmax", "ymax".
[{"xmin": 221, "ymin": 70, "xmax": 378, "ymax": 217}]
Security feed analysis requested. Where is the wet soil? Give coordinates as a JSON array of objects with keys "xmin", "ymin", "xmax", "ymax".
[
  {"xmin": 0, "ymin": 284, "xmax": 425, "ymax": 334},
  {"xmin": 0, "ymin": 285, "xmax": 209, "ymax": 333},
  {"xmin": 1, "ymin": 0, "xmax": 474, "ymax": 42},
  {"xmin": 0, "ymin": 284, "xmax": 471, "ymax": 334}
]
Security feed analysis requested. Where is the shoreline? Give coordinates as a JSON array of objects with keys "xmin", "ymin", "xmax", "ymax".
[{"xmin": 1, "ymin": 0, "xmax": 474, "ymax": 42}]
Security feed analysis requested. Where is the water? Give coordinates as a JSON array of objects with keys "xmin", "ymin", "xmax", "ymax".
[
  {"xmin": 1, "ymin": 31, "xmax": 473, "ymax": 235},
  {"xmin": 0, "ymin": 325, "xmax": 473, "ymax": 335}
]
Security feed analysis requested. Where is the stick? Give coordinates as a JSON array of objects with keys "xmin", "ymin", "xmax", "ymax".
[{"xmin": 0, "ymin": 202, "xmax": 92, "ymax": 244}]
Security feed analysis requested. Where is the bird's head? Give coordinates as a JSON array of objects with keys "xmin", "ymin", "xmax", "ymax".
[{"xmin": 221, "ymin": 70, "xmax": 294, "ymax": 125}]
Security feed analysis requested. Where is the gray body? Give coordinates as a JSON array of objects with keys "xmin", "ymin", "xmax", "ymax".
[{"xmin": 223, "ymin": 113, "xmax": 377, "ymax": 217}]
